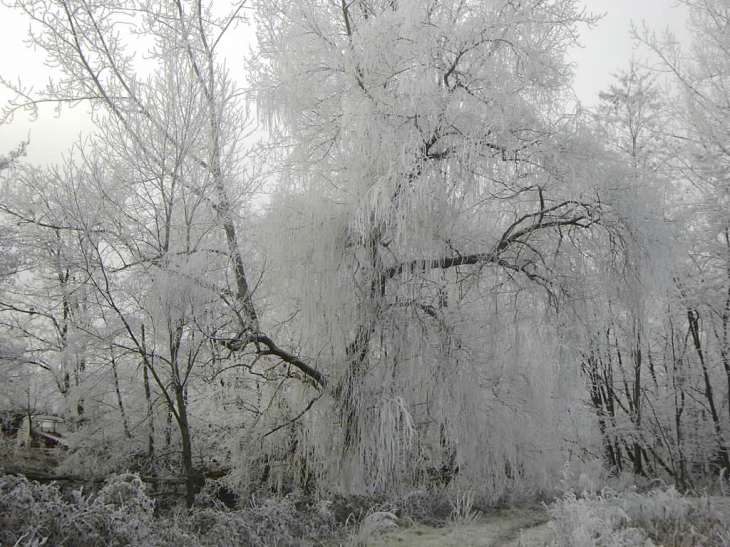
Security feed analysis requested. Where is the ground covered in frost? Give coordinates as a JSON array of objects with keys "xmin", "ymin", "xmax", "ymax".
[
  {"xmin": 2, "ymin": 469, "xmax": 730, "ymax": 547},
  {"xmin": 342, "ymin": 508, "xmax": 551, "ymax": 547},
  {"xmin": 337, "ymin": 489, "xmax": 730, "ymax": 547}
]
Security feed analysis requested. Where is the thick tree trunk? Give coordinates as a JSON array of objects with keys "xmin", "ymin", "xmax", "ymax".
[
  {"xmin": 175, "ymin": 384, "xmax": 195, "ymax": 508},
  {"xmin": 340, "ymin": 227, "xmax": 385, "ymax": 453}
]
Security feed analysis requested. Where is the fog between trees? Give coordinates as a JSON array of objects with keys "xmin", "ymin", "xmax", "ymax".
[{"xmin": 1, "ymin": 0, "xmax": 730, "ymax": 510}]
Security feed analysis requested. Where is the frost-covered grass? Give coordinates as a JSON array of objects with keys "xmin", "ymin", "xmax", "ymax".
[
  {"xmin": 327, "ymin": 507, "xmax": 550, "ymax": 547},
  {"xmin": 448, "ymin": 489, "xmax": 482, "ymax": 525},
  {"xmin": 548, "ymin": 486, "xmax": 730, "ymax": 547}
]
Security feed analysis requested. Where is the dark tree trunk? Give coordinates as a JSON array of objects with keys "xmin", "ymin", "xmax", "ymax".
[
  {"xmin": 688, "ymin": 309, "xmax": 730, "ymax": 473},
  {"xmin": 175, "ymin": 384, "xmax": 195, "ymax": 509}
]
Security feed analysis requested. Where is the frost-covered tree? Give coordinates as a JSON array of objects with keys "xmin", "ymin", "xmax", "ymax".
[
  {"xmin": 0, "ymin": 0, "xmax": 269, "ymax": 506},
  {"xmin": 648, "ymin": 0, "xmax": 730, "ymax": 477},
  {"xmin": 575, "ymin": 61, "xmax": 673, "ymax": 478},
  {"xmin": 0, "ymin": 144, "xmax": 36, "ymax": 418},
  {"xmin": 598, "ymin": 60, "xmax": 667, "ymax": 172},
  {"xmin": 250, "ymin": 0, "xmax": 619, "ymax": 496},
  {"xmin": 0, "ymin": 163, "xmax": 98, "ymax": 418},
  {"xmin": 624, "ymin": 0, "xmax": 730, "ymax": 485}
]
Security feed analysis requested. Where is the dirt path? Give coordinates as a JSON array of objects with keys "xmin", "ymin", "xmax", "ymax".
[{"xmin": 356, "ymin": 508, "xmax": 552, "ymax": 547}]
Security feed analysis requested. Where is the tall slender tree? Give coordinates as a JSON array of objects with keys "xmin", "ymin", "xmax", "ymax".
[
  {"xmin": 637, "ymin": 0, "xmax": 730, "ymax": 478},
  {"xmin": 1, "ymin": 0, "xmax": 272, "ymax": 506}
]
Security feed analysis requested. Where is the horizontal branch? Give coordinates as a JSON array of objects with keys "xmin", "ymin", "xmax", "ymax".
[
  {"xmin": 385, "ymin": 201, "xmax": 596, "ymax": 280},
  {"xmin": 215, "ymin": 332, "xmax": 328, "ymax": 390}
]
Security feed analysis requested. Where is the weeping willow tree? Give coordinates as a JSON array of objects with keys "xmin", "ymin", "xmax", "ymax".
[{"xmin": 251, "ymin": 0, "xmax": 613, "ymax": 497}]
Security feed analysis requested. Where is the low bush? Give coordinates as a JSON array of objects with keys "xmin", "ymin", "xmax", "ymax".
[
  {"xmin": 0, "ymin": 473, "xmax": 171, "ymax": 547},
  {"xmin": 0, "ymin": 473, "xmax": 340, "ymax": 547},
  {"xmin": 548, "ymin": 485, "xmax": 730, "ymax": 547}
]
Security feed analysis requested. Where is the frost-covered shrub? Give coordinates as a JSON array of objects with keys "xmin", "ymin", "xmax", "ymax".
[
  {"xmin": 0, "ymin": 472, "xmax": 162, "ymax": 547},
  {"xmin": 548, "ymin": 486, "xmax": 730, "ymax": 547},
  {"xmin": 548, "ymin": 489, "xmax": 647, "ymax": 546},
  {"xmin": 0, "ymin": 474, "xmax": 63, "ymax": 547},
  {"xmin": 246, "ymin": 493, "xmax": 339, "ymax": 545},
  {"xmin": 186, "ymin": 507, "xmax": 255, "ymax": 547},
  {"xmin": 0, "ymin": 472, "xmax": 397, "ymax": 546},
  {"xmin": 620, "ymin": 488, "xmax": 730, "ymax": 546},
  {"xmin": 185, "ymin": 492, "xmax": 339, "ymax": 547},
  {"xmin": 94, "ymin": 473, "xmax": 156, "ymax": 541}
]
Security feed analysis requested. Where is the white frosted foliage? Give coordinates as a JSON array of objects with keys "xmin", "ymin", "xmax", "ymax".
[{"xmin": 253, "ymin": 0, "xmax": 599, "ymax": 497}]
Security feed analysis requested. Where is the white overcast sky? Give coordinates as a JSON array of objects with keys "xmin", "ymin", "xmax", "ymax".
[{"xmin": 0, "ymin": 0, "xmax": 690, "ymax": 167}]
